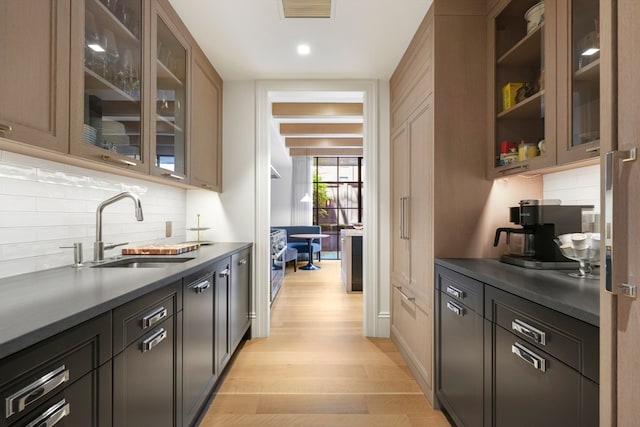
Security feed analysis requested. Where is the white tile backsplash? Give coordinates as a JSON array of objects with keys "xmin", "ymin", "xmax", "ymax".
[
  {"xmin": 543, "ymin": 164, "xmax": 600, "ymax": 211},
  {"xmin": 0, "ymin": 151, "xmax": 187, "ymax": 279}
]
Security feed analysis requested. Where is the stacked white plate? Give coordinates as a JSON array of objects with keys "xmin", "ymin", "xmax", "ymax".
[
  {"xmin": 101, "ymin": 120, "xmax": 130, "ymax": 146},
  {"xmin": 82, "ymin": 124, "xmax": 97, "ymax": 144}
]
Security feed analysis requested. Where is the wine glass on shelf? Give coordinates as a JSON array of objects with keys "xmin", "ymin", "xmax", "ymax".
[
  {"xmin": 85, "ymin": 11, "xmax": 100, "ymax": 70},
  {"xmin": 102, "ymin": 29, "xmax": 120, "ymax": 83}
]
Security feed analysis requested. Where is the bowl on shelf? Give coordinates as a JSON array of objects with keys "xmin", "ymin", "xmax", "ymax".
[
  {"xmin": 525, "ymin": 2, "xmax": 545, "ymax": 34},
  {"xmin": 554, "ymin": 232, "xmax": 600, "ymax": 279}
]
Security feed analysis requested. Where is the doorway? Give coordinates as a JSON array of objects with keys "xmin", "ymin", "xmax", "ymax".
[{"xmin": 254, "ymin": 80, "xmax": 388, "ymax": 339}]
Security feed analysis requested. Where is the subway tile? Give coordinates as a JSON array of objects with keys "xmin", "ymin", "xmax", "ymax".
[
  {"xmin": 0, "ymin": 258, "xmax": 37, "ymax": 280},
  {"xmin": 88, "ymin": 177, "xmax": 122, "ymax": 191},
  {"xmin": 0, "ymin": 195, "xmax": 36, "ymax": 212},
  {"xmin": 0, "ymin": 162, "xmax": 37, "ymax": 181},
  {"xmin": 0, "ymin": 226, "xmax": 38, "ymax": 243},
  {"xmin": 37, "ymin": 168, "xmax": 88, "ymax": 187},
  {"xmin": 36, "ymin": 198, "xmax": 89, "ymax": 213}
]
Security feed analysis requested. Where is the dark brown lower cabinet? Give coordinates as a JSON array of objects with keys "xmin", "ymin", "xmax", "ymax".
[
  {"xmin": 436, "ymin": 290, "xmax": 484, "ymax": 427},
  {"xmin": 435, "ymin": 265, "xmax": 599, "ymax": 427},
  {"xmin": 182, "ymin": 269, "xmax": 216, "ymax": 427}
]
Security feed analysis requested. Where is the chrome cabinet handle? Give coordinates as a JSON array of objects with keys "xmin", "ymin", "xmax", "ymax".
[
  {"xmin": 512, "ymin": 342, "xmax": 546, "ymax": 372},
  {"xmin": 446, "ymin": 301, "xmax": 464, "ymax": 316},
  {"xmin": 446, "ymin": 285, "xmax": 464, "ymax": 299},
  {"xmin": 219, "ymin": 268, "xmax": 230, "ymax": 278},
  {"xmin": 100, "ymin": 154, "xmax": 137, "ymax": 167},
  {"xmin": 26, "ymin": 399, "xmax": 70, "ymax": 427},
  {"xmin": 512, "ymin": 319, "xmax": 546, "ymax": 345},
  {"xmin": 141, "ymin": 306, "xmax": 167, "ymax": 329},
  {"xmin": 5, "ymin": 366, "xmax": 70, "ymax": 418},
  {"xmin": 142, "ymin": 328, "xmax": 168, "ymax": 353},
  {"xmin": 402, "ymin": 197, "xmax": 410, "ymax": 240},
  {"xmin": 192, "ymin": 280, "xmax": 211, "ymax": 294},
  {"xmin": 604, "ymin": 148, "xmax": 638, "ymax": 297},
  {"xmin": 239, "ymin": 258, "xmax": 248, "ymax": 265},
  {"xmin": 399, "ymin": 197, "xmax": 405, "ymax": 240},
  {"xmin": 0, "ymin": 123, "xmax": 12, "ymax": 136},
  {"xmin": 499, "ymin": 164, "xmax": 529, "ymax": 175},
  {"xmin": 395, "ymin": 286, "xmax": 415, "ymax": 303}
]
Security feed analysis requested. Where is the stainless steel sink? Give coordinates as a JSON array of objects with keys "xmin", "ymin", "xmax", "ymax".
[{"xmin": 92, "ymin": 257, "xmax": 195, "ymax": 268}]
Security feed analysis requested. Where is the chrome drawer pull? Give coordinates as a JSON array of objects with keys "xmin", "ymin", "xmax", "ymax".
[
  {"xmin": 162, "ymin": 173, "xmax": 185, "ymax": 180},
  {"xmin": 512, "ymin": 342, "xmax": 546, "ymax": 372},
  {"xmin": 219, "ymin": 268, "xmax": 230, "ymax": 278},
  {"xmin": 239, "ymin": 258, "xmax": 248, "ymax": 265},
  {"xmin": 446, "ymin": 301, "xmax": 464, "ymax": 316},
  {"xmin": 0, "ymin": 123, "xmax": 12, "ymax": 136},
  {"xmin": 193, "ymin": 280, "xmax": 211, "ymax": 294},
  {"xmin": 142, "ymin": 328, "xmax": 168, "ymax": 353},
  {"xmin": 141, "ymin": 306, "xmax": 168, "ymax": 329},
  {"xmin": 26, "ymin": 399, "xmax": 70, "ymax": 427},
  {"xmin": 395, "ymin": 286, "xmax": 415, "ymax": 302},
  {"xmin": 6, "ymin": 365, "xmax": 70, "ymax": 418},
  {"xmin": 512, "ymin": 319, "xmax": 546, "ymax": 345},
  {"xmin": 446, "ymin": 285, "xmax": 464, "ymax": 299}
]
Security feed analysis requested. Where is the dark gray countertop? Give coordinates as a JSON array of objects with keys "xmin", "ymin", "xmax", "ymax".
[
  {"xmin": 0, "ymin": 242, "xmax": 252, "ymax": 360},
  {"xmin": 435, "ymin": 258, "xmax": 599, "ymax": 327}
]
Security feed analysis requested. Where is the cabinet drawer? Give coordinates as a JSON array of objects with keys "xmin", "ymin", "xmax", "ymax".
[
  {"xmin": 0, "ymin": 314, "xmax": 110, "ymax": 425},
  {"xmin": 113, "ymin": 282, "xmax": 180, "ymax": 354},
  {"xmin": 486, "ymin": 286, "xmax": 599, "ymax": 382},
  {"xmin": 435, "ymin": 266, "xmax": 483, "ymax": 315},
  {"xmin": 493, "ymin": 326, "xmax": 598, "ymax": 427}
]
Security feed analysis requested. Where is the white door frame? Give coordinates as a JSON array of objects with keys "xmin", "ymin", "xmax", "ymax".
[{"xmin": 253, "ymin": 79, "xmax": 388, "ymax": 338}]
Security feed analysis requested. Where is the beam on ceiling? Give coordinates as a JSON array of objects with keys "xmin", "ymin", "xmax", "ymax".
[
  {"xmin": 289, "ymin": 148, "xmax": 363, "ymax": 156},
  {"xmin": 285, "ymin": 137, "xmax": 363, "ymax": 148},
  {"xmin": 272, "ymin": 102, "xmax": 363, "ymax": 117},
  {"xmin": 280, "ymin": 123, "xmax": 363, "ymax": 135}
]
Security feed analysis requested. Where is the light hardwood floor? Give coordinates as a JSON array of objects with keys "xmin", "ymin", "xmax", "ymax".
[{"xmin": 200, "ymin": 260, "xmax": 451, "ymax": 427}]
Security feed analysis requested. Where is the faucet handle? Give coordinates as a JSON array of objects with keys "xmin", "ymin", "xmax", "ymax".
[
  {"xmin": 60, "ymin": 242, "xmax": 83, "ymax": 267},
  {"xmin": 104, "ymin": 242, "xmax": 129, "ymax": 251}
]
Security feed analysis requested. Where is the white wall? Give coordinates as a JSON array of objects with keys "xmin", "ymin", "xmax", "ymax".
[
  {"xmin": 0, "ymin": 150, "xmax": 186, "ymax": 279},
  {"xmin": 543, "ymin": 164, "xmax": 600, "ymax": 212},
  {"xmin": 186, "ymin": 81, "xmax": 257, "ymax": 243},
  {"xmin": 269, "ymin": 122, "xmax": 293, "ymax": 226}
]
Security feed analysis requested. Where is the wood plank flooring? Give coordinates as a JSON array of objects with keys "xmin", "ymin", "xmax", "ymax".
[{"xmin": 200, "ymin": 260, "xmax": 451, "ymax": 427}]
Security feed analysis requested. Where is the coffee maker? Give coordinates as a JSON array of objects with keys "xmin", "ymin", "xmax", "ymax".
[{"xmin": 494, "ymin": 199, "xmax": 594, "ymax": 269}]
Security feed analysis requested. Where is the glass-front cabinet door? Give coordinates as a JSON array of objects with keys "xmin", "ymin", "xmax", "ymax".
[
  {"xmin": 488, "ymin": 0, "xmax": 557, "ymax": 177},
  {"xmin": 150, "ymin": 6, "xmax": 188, "ymax": 181},
  {"xmin": 70, "ymin": 0, "xmax": 147, "ymax": 173},
  {"xmin": 557, "ymin": 0, "xmax": 600, "ymax": 164}
]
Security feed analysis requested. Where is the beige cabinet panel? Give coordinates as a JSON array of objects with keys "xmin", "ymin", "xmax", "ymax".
[
  {"xmin": 190, "ymin": 47, "xmax": 222, "ymax": 191},
  {"xmin": 391, "ymin": 125, "xmax": 410, "ymax": 288},
  {"xmin": 0, "ymin": 0, "xmax": 70, "ymax": 152}
]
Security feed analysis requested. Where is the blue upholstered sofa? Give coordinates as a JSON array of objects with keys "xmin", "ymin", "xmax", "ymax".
[{"xmin": 272, "ymin": 225, "xmax": 322, "ymax": 262}]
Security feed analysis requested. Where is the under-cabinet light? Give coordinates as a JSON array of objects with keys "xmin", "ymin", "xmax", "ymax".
[
  {"xmin": 88, "ymin": 44, "xmax": 105, "ymax": 52},
  {"xmin": 581, "ymin": 48, "xmax": 600, "ymax": 56}
]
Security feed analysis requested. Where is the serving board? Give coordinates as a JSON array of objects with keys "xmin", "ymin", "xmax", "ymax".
[{"xmin": 122, "ymin": 243, "xmax": 201, "ymax": 255}]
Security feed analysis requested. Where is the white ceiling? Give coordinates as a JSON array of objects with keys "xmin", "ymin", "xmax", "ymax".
[{"xmin": 167, "ymin": 0, "xmax": 432, "ymax": 81}]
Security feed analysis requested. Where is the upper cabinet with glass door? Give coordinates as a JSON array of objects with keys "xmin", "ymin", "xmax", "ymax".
[
  {"xmin": 556, "ymin": 0, "xmax": 600, "ymax": 164},
  {"xmin": 70, "ymin": 0, "xmax": 148, "ymax": 173},
  {"xmin": 488, "ymin": 0, "xmax": 557, "ymax": 178},
  {"xmin": 150, "ymin": 3, "xmax": 189, "ymax": 182}
]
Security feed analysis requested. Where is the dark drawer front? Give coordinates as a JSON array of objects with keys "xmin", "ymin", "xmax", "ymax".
[
  {"xmin": 493, "ymin": 326, "xmax": 597, "ymax": 427},
  {"xmin": 4, "ymin": 370, "xmax": 98, "ymax": 427},
  {"xmin": 435, "ymin": 266, "xmax": 483, "ymax": 315},
  {"xmin": 486, "ymin": 286, "xmax": 599, "ymax": 382},
  {"xmin": 113, "ymin": 282, "xmax": 179, "ymax": 354},
  {"xmin": 0, "ymin": 314, "xmax": 110, "ymax": 425}
]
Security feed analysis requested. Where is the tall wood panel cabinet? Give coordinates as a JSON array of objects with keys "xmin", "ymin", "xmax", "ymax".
[
  {"xmin": 0, "ymin": 0, "xmax": 70, "ymax": 153},
  {"xmin": 389, "ymin": 0, "xmax": 489, "ymax": 404},
  {"xmin": 189, "ymin": 44, "xmax": 223, "ymax": 191}
]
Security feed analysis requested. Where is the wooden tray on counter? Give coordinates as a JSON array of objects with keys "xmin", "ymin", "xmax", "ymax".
[{"xmin": 122, "ymin": 243, "xmax": 201, "ymax": 255}]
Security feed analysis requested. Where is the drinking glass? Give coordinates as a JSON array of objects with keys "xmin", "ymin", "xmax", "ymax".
[{"xmin": 102, "ymin": 29, "xmax": 120, "ymax": 82}]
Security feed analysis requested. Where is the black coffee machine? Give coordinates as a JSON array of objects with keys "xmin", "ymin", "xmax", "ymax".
[{"xmin": 495, "ymin": 199, "xmax": 594, "ymax": 269}]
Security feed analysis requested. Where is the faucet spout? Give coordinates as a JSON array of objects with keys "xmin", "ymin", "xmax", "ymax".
[{"xmin": 94, "ymin": 192, "xmax": 144, "ymax": 262}]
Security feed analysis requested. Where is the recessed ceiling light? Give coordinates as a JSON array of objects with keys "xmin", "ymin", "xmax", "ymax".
[{"xmin": 297, "ymin": 44, "xmax": 311, "ymax": 55}]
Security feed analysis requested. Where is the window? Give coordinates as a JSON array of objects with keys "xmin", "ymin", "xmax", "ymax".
[{"xmin": 312, "ymin": 157, "xmax": 364, "ymax": 259}]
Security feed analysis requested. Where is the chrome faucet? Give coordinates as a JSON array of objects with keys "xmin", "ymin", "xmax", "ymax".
[{"xmin": 94, "ymin": 192, "xmax": 144, "ymax": 262}]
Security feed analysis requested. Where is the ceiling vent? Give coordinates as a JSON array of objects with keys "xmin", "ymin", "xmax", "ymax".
[{"xmin": 282, "ymin": 0, "xmax": 332, "ymax": 18}]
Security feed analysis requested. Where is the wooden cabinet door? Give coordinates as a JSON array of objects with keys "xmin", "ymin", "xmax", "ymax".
[
  {"xmin": 408, "ymin": 97, "xmax": 433, "ymax": 311},
  {"xmin": 391, "ymin": 124, "xmax": 410, "ymax": 288},
  {"xmin": 0, "ymin": 0, "xmax": 70, "ymax": 152},
  {"xmin": 611, "ymin": 1, "xmax": 640, "ymax": 425},
  {"xmin": 190, "ymin": 45, "xmax": 223, "ymax": 191},
  {"xmin": 556, "ymin": 0, "xmax": 601, "ymax": 165},
  {"xmin": 230, "ymin": 249, "xmax": 251, "ymax": 352}
]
